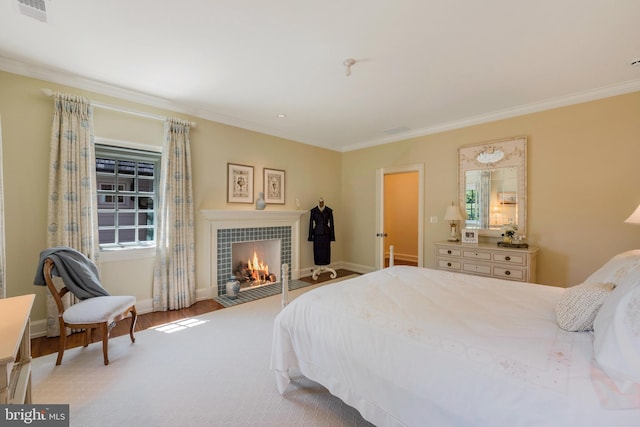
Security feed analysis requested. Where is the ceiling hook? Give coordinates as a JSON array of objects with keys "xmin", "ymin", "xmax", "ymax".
[{"xmin": 343, "ymin": 58, "xmax": 357, "ymax": 76}]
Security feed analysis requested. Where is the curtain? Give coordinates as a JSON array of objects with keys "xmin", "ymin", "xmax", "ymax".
[
  {"xmin": 46, "ymin": 93, "xmax": 99, "ymax": 336},
  {"xmin": 152, "ymin": 118, "xmax": 196, "ymax": 311},
  {"xmin": 0, "ymin": 115, "xmax": 5, "ymax": 299}
]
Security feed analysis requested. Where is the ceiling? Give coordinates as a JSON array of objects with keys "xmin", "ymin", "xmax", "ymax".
[{"xmin": 1, "ymin": 1, "xmax": 639, "ymax": 152}]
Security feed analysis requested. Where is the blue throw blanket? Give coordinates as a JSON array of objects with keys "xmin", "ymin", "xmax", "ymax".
[{"xmin": 34, "ymin": 247, "xmax": 110, "ymax": 299}]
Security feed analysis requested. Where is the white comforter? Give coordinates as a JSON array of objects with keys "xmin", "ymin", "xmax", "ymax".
[{"xmin": 271, "ymin": 266, "xmax": 640, "ymax": 427}]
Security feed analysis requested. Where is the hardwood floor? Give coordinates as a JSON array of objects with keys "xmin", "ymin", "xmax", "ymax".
[{"xmin": 31, "ymin": 268, "xmax": 357, "ymax": 359}]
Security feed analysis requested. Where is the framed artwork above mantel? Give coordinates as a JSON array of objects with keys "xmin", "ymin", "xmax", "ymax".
[
  {"xmin": 227, "ymin": 163, "xmax": 254, "ymax": 203},
  {"xmin": 264, "ymin": 168, "xmax": 285, "ymax": 204}
]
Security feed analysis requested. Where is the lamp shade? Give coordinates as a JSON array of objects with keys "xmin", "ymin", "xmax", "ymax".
[
  {"xmin": 444, "ymin": 205, "xmax": 464, "ymax": 221},
  {"xmin": 625, "ymin": 203, "xmax": 640, "ymax": 224}
]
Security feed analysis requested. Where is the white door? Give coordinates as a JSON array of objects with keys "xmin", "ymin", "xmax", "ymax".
[{"xmin": 375, "ymin": 164, "xmax": 424, "ymax": 269}]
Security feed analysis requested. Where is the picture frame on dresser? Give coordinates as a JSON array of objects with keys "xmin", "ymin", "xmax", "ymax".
[{"xmin": 461, "ymin": 228, "xmax": 478, "ymax": 245}]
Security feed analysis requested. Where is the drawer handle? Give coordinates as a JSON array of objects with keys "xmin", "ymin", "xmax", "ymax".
[
  {"xmin": 447, "ymin": 262, "xmax": 452, "ymax": 267},
  {"xmin": 447, "ymin": 250, "xmax": 452, "ymax": 254},
  {"xmin": 505, "ymin": 270, "xmax": 511, "ymax": 275},
  {"xmin": 505, "ymin": 256, "xmax": 511, "ymax": 261}
]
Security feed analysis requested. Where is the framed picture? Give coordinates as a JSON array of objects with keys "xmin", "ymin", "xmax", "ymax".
[
  {"xmin": 498, "ymin": 191, "xmax": 517, "ymax": 205},
  {"xmin": 227, "ymin": 163, "xmax": 254, "ymax": 203},
  {"xmin": 263, "ymin": 168, "xmax": 285, "ymax": 204},
  {"xmin": 461, "ymin": 228, "xmax": 479, "ymax": 245}
]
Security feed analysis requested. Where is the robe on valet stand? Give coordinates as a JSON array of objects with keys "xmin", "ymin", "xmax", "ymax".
[{"xmin": 308, "ymin": 203, "xmax": 336, "ymax": 279}]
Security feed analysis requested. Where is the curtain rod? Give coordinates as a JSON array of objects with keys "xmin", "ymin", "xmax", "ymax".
[{"xmin": 40, "ymin": 88, "xmax": 196, "ymax": 128}]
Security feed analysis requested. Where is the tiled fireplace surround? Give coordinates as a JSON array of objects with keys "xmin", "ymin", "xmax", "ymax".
[{"xmin": 201, "ymin": 210, "xmax": 305, "ymax": 296}]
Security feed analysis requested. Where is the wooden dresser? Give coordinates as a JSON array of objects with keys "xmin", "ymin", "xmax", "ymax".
[
  {"xmin": 434, "ymin": 241, "xmax": 538, "ymax": 283},
  {"xmin": 1, "ymin": 294, "xmax": 35, "ymax": 404}
]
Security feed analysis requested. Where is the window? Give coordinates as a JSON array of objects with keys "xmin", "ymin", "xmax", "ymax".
[{"xmin": 95, "ymin": 144, "xmax": 161, "ymax": 249}]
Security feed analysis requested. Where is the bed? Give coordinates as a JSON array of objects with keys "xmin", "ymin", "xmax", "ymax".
[{"xmin": 271, "ymin": 251, "xmax": 640, "ymax": 426}]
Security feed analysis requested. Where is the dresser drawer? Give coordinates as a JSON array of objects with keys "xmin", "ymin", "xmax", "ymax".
[
  {"xmin": 437, "ymin": 247, "xmax": 462, "ymax": 257},
  {"xmin": 493, "ymin": 267, "xmax": 525, "ymax": 281},
  {"xmin": 438, "ymin": 259, "xmax": 461, "ymax": 270},
  {"xmin": 462, "ymin": 250, "xmax": 492, "ymax": 261},
  {"xmin": 493, "ymin": 253, "xmax": 525, "ymax": 265},
  {"xmin": 462, "ymin": 262, "xmax": 491, "ymax": 275}
]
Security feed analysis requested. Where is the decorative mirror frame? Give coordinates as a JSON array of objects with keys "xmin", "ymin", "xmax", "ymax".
[{"xmin": 458, "ymin": 136, "xmax": 527, "ymax": 237}]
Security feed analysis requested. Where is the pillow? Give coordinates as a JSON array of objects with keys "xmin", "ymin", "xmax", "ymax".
[
  {"xmin": 556, "ymin": 282, "xmax": 615, "ymax": 332},
  {"xmin": 593, "ymin": 273, "xmax": 640, "ymax": 387},
  {"xmin": 584, "ymin": 249, "xmax": 640, "ymax": 288}
]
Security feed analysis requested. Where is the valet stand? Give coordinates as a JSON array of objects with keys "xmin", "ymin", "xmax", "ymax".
[{"xmin": 311, "ymin": 265, "xmax": 337, "ymax": 280}]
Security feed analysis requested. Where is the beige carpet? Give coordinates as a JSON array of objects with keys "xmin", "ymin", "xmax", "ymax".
[{"xmin": 31, "ymin": 275, "xmax": 373, "ymax": 427}]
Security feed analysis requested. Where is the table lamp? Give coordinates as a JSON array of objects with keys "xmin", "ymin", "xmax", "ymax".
[
  {"xmin": 624, "ymin": 203, "xmax": 640, "ymax": 224},
  {"xmin": 444, "ymin": 203, "xmax": 464, "ymax": 242}
]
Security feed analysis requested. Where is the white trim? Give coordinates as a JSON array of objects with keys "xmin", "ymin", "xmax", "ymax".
[
  {"xmin": 94, "ymin": 137, "xmax": 162, "ymax": 153},
  {"xmin": 375, "ymin": 164, "xmax": 424, "ymax": 270}
]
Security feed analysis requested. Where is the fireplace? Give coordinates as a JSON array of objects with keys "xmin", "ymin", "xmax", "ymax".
[{"xmin": 201, "ymin": 210, "xmax": 305, "ymax": 297}]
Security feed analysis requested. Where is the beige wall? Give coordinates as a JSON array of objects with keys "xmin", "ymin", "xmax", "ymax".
[
  {"xmin": 342, "ymin": 91, "xmax": 640, "ymax": 286},
  {"xmin": 0, "ymin": 70, "xmax": 341, "ymax": 323},
  {"xmin": 2, "ymin": 68, "xmax": 640, "ymax": 324}
]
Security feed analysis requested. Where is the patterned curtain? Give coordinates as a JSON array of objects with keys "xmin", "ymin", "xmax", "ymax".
[
  {"xmin": 46, "ymin": 93, "xmax": 99, "ymax": 336},
  {"xmin": 0, "ymin": 116, "xmax": 5, "ymax": 299},
  {"xmin": 152, "ymin": 118, "xmax": 196, "ymax": 311}
]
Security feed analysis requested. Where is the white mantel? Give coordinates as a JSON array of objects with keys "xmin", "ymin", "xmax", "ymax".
[
  {"xmin": 201, "ymin": 209, "xmax": 307, "ymax": 294},
  {"xmin": 200, "ymin": 209, "xmax": 306, "ymax": 224}
]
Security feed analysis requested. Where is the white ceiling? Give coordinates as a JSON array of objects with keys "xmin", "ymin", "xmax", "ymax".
[{"xmin": 1, "ymin": 0, "xmax": 639, "ymax": 152}]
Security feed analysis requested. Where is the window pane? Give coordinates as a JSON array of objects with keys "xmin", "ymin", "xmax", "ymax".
[
  {"xmin": 118, "ymin": 229, "xmax": 136, "ymax": 243},
  {"xmin": 138, "ymin": 228, "xmax": 154, "ymax": 242},
  {"xmin": 138, "ymin": 162, "xmax": 155, "ymax": 177},
  {"xmin": 98, "ymin": 176, "xmax": 116, "ymax": 191},
  {"xmin": 118, "ymin": 177, "xmax": 135, "ymax": 192},
  {"xmin": 96, "ymin": 158, "xmax": 115, "ymax": 174},
  {"xmin": 99, "ymin": 229, "xmax": 115, "ymax": 244},
  {"xmin": 138, "ymin": 178, "xmax": 154, "ymax": 193},
  {"xmin": 118, "ymin": 160, "xmax": 136, "ymax": 175},
  {"xmin": 118, "ymin": 211, "xmax": 136, "ymax": 226},
  {"xmin": 98, "ymin": 212, "xmax": 115, "ymax": 227},
  {"xmin": 138, "ymin": 212, "xmax": 154, "ymax": 226},
  {"xmin": 138, "ymin": 197, "xmax": 154, "ymax": 210}
]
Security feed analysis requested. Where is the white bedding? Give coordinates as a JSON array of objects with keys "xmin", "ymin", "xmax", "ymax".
[{"xmin": 271, "ymin": 266, "xmax": 640, "ymax": 426}]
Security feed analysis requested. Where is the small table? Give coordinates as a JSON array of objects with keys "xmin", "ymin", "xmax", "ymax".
[{"xmin": 1, "ymin": 294, "xmax": 35, "ymax": 404}]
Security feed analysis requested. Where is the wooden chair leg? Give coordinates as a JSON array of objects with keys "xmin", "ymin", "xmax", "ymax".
[
  {"xmin": 56, "ymin": 319, "xmax": 66, "ymax": 366},
  {"xmin": 100, "ymin": 322, "xmax": 110, "ymax": 365},
  {"xmin": 83, "ymin": 328, "xmax": 91, "ymax": 347},
  {"xmin": 129, "ymin": 306, "xmax": 137, "ymax": 343}
]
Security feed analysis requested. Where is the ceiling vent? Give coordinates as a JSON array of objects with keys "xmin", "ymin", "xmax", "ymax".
[{"xmin": 17, "ymin": 0, "xmax": 47, "ymax": 22}]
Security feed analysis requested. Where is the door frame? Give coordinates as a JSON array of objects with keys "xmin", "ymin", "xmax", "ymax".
[{"xmin": 375, "ymin": 163, "xmax": 424, "ymax": 269}]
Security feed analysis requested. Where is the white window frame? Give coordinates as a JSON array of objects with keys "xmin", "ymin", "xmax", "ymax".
[{"xmin": 95, "ymin": 137, "xmax": 162, "ymax": 260}]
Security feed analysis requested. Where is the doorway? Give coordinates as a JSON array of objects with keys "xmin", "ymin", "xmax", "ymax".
[{"xmin": 375, "ymin": 164, "xmax": 424, "ymax": 270}]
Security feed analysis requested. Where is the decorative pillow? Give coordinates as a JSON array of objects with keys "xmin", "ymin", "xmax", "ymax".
[
  {"xmin": 584, "ymin": 249, "xmax": 640, "ymax": 288},
  {"xmin": 556, "ymin": 282, "xmax": 615, "ymax": 332},
  {"xmin": 593, "ymin": 273, "xmax": 640, "ymax": 387}
]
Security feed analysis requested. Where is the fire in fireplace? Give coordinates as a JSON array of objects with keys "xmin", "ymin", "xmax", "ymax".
[
  {"xmin": 234, "ymin": 251, "xmax": 277, "ymax": 288},
  {"xmin": 232, "ymin": 239, "xmax": 280, "ymax": 291}
]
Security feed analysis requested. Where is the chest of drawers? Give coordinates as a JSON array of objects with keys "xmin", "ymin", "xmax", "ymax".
[{"xmin": 434, "ymin": 241, "xmax": 538, "ymax": 283}]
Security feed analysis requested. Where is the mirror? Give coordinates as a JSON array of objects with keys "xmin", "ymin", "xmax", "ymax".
[{"xmin": 458, "ymin": 136, "xmax": 527, "ymax": 237}]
